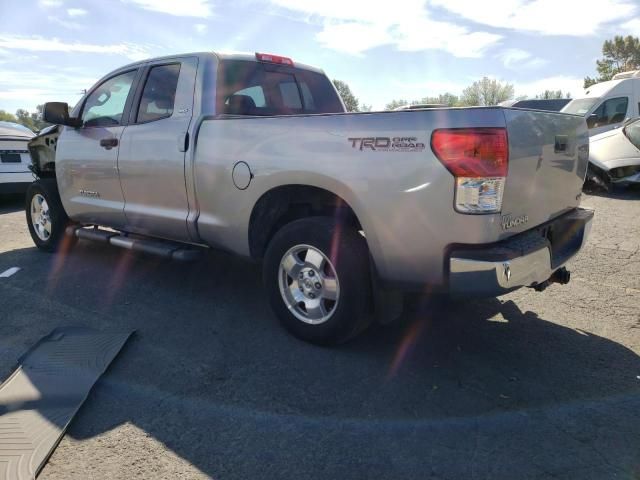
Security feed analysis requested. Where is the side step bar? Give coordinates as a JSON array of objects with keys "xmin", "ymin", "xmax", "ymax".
[{"xmin": 66, "ymin": 226, "xmax": 203, "ymax": 261}]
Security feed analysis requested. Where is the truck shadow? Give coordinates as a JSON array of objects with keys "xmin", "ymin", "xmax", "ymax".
[
  {"xmin": 583, "ymin": 184, "xmax": 640, "ymax": 200},
  {"xmin": 1, "ymin": 243, "xmax": 639, "ymax": 478},
  {"xmin": 0, "ymin": 193, "xmax": 25, "ymax": 214}
]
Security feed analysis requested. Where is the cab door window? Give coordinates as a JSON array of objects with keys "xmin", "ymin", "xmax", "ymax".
[
  {"xmin": 588, "ymin": 97, "xmax": 628, "ymax": 128},
  {"xmin": 81, "ymin": 70, "xmax": 137, "ymax": 127},
  {"xmin": 136, "ymin": 63, "xmax": 181, "ymax": 123}
]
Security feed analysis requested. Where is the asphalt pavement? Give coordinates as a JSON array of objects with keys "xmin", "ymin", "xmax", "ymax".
[{"xmin": 1, "ymin": 190, "xmax": 639, "ymax": 480}]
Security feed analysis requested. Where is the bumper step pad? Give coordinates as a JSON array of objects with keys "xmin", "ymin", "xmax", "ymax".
[{"xmin": 0, "ymin": 327, "xmax": 132, "ymax": 479}]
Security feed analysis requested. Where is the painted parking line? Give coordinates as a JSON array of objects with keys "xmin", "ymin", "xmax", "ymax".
[{"xmin": 0, "ymin": 267, "xmax": 20, "ymax": 278}]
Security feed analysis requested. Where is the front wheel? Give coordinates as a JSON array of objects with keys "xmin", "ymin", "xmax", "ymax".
[
  {"xmin": 263, "ymin": 217, "xmax": 372, "ymax": 345},
  {"xmin": 25, "ymin": 179, "xmax": 76, "ymax": 252}
]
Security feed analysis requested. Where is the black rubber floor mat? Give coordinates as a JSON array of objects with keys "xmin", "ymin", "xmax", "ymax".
[{"xmin": 0, "ymin": 327, "xmax": 132, "ymax": 479}]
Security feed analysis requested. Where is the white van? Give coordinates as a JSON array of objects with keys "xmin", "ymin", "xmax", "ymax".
[{"xmin": 562, "ymin": 70, "xmax": 640, "ymax": 136}]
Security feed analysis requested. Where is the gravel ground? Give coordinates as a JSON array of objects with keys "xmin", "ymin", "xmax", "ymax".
[{"xmin": 1, "ymin": 190, "xmax": 639, "ymax": 480}]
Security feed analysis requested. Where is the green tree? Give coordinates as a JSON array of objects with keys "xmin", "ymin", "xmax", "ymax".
[
  {"xmin": 9, "ymin": 105, "xmax": 50, "ymax": 132},
  {"xmin": 535, "ymin": 90, "xmax": 567, "ymax": 99},
  {"xmin": 0, "ymin": 107, "xmax": 49, "ymax": 131},
  {"xmin": 333, "ymin": 79, "xmax": 361, "ymax": 112},
  {"xmin": 15, "ymin": 109, "xmax": 36, "ymax": 131},
  {"xmin": 0, "ymin": 110, "xmax": 18, "ymax": 123},
  {"xmin": 384, "ymin": 99, "xmax": 409, "ymax": 110},
  {"xmin": 583, "ymin": 76, "xmax": 598, "ymax": 88},
  {"xmin": 584, "ymin": 35, "xmax": 640, "ymax": 88},
  {"xmin": 460, "ymin": 77, "xmax": 514, "ymax": 106},
  {"xmin": 384, "ymin": 93, "xmax": 460, "ymax": 109},
  {"xmin": 417, "ymin": 93, "xmax": 460, "ymax": 106}
]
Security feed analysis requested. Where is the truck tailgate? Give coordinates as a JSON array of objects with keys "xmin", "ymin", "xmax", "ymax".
[{"xmin": 500, "ymin": 109, "xmax": 588, "ymax": 233}]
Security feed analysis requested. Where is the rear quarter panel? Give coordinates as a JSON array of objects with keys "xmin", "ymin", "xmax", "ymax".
[{"xmin": 194, "ymin": 108, "xmax": 519, "ymax": 286}]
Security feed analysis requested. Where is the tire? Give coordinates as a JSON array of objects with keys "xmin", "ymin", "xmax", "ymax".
[
  {"xmin": 25, "ymin": 179, "xmax": 76, "ymax": 252},
  {"xmin": 263, "ymin": 217, "xmax": 372, "ymax": 345}
]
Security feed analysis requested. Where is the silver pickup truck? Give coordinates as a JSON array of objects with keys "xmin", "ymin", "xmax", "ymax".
[{"xmin": 27, "ymin": 51, "xmax": 593, "ymax": 344}]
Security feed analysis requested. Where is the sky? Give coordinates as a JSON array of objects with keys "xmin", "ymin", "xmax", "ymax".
[{"xmin": 0, "ymin": 0, "xmax": 639, "ymax": 113}]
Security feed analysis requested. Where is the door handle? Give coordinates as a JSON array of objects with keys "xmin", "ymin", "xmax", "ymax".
[
  {"xmin": 178, "ymin": 132, "xmax": 189, "ymax": 152},
  {"xmin": 100, "ymin": 138, "xmax": 118, "ymax": 150}
]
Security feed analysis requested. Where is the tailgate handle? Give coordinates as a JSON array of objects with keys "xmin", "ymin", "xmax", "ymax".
[{"xmin": 554, "ymin": 135, "xmax": 568, "ymax": 153}]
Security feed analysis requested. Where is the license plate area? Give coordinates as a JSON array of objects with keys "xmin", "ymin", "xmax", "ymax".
[{"xmin": 1, "ymin": 152, "xmax": 23, "ymax": 163}]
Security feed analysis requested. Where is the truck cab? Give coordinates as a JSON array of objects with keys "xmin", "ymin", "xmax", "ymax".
[{"xmin": 562, "ymin": 71, "xmax": 640, "ymax": 136}]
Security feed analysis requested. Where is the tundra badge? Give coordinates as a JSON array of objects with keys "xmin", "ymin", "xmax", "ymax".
[
  {"xmin": 79, "ymin": 189, "xmax": 100, "ymax": 198},
  {"xmin": 501, "ymin": 214, "xmax": 528, "ymax": 230}
]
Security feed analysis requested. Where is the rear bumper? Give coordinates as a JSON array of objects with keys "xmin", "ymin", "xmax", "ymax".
[{"xmin": 448, "ymin": 208, "xmax": 593, "ymax": 296}]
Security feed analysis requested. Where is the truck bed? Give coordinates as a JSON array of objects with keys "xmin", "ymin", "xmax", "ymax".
[{"xmin": 192, "ymin": 107, "xmax": 589, "ymax": 286}]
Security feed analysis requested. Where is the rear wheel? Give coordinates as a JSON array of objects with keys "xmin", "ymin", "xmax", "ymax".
[
  {"xmin": 25, "ymin": 179, "xmax": 76, "ymax": 252},
  {"xmin": 263, "ymin": 217, "xmax": 372, "ymax": 345}
]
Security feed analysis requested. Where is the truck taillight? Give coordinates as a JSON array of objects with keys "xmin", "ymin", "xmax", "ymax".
[
  {"xmin": 431, "ymin": 128, "xmax": 508, "ymax": 214},
  {"xmin": 255, "ymin": 52, "xmax": 294, "ymax": 66}
]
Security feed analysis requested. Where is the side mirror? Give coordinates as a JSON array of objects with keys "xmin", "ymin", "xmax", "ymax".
[
  {"xmin": 586, "ymin": 113, "xmax": 598, "ymax": 129},
  {"xmin": 43, "ymin": 102, "xmax": 81, "ymax": 127}
]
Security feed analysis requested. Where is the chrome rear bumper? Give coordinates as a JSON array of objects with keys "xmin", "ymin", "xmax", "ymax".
[{"xmin": 448, "ymin": 208, "xmax": 593, "ymax": 296}]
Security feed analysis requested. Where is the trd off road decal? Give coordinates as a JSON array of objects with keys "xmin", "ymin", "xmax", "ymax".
[{"xmin": 348, "ymin": 137, "xmax": 425, "ymax": 152}]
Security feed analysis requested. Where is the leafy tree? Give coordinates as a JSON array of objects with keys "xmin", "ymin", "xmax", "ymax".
[
  {"xmin": 460, "ymin": 77, "xmax": 514, "ymax": 106},
  {"xmin": 583, "ymin": 76, "xmax": 598, "ymax": 88},
  {"xmin": 15, "ymin": 109, "xmax": 35, "ymax": 131},
  {"xmin": 535, "ymin": 90, "xmax": 568, "ymax": 100},
  {"xmin": 384, "ymin": 99, "xmax": 409, "ymax": 110},
  {"xmin": 0, "ymin": 106, "xmax": 50, "ymax": 131},
  {"xmin": 359, "ymin": 104, "xmax": 372, "ymax": 112},
  {"xmin": 584, "ymin": 35, "xmax": 640, "ymax": 88},
  {"xmin": 0, "ymin": 110, "xmax": 18, "ymax": 123},
  {"xmin": 416, "ymin": 93, "xmax": 460, "ymax": 106},
  {"xmin": 333, "ymin": 79, "xmax": 361, "ymax": 112}
]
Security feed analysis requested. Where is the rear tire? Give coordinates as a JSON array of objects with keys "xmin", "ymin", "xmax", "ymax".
[
  {"xmin": 263, "ymin": 217, "xmax": 372, "ymax": 345},
  {"xmin": 25, "ymin": 179, "xmax": 76, "ymax": 252}
]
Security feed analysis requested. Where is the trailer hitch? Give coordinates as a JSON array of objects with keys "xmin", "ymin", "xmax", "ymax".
[{"xmin": 532, "ymin": 267, "xmax": 571, "ymax": 292}]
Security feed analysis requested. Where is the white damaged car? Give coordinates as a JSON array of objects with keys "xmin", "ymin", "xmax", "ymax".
[
  {"xmin": 0, "ymin": 121, "xmax": 35, "ymax": 195},
  {"xmin": 586, "ymin": 118, "xmax": 640, "ymax": 190}
]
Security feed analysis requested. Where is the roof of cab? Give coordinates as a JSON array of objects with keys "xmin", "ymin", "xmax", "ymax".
[{"xmin": 116, "ymin": 51, "xmax": 324, "ymax": 75}]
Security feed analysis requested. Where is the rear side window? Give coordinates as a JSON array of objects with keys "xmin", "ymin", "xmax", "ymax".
[
  {"xmin": 234, "ymin": 86, "xmax": 266, "ymax": 107},
  {"xmin": 137, "ymin": 63, "xmax": 181, "ymax": 123},
  {"xmin": 217, "ymin": 60, "xmax": 343, "ymax": 115},
  {"xmin": 279, "ymin": 81, "xmax": 302, "ymax": 109},
  {"xmin": 624, "ymin": 119, "xmax": 640, "ymax": 150},
  {"xmin": 588, "ymin": 97, "xmax": 628, "ymax": 128}
]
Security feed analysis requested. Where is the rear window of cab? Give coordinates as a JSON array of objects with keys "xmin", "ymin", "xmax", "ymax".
[{"xmin": 217, "ymin": 60, "xmax": 343, "ymax": 116}]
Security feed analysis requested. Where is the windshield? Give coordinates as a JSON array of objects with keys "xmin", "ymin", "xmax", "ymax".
[{"xmin": 561, "ymin": 98, "xmax": 599, "ymax": 116}]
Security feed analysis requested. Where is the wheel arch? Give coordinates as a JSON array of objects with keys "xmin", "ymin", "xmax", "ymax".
[{"xmin": 248, "ymin": 184, "xmax": 371, "ymax": 261}]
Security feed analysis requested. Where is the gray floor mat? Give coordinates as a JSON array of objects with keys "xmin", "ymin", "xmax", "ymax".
[{"xmin": 0, "ymin": 327, "xmax": 132, "ymax": 479}]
